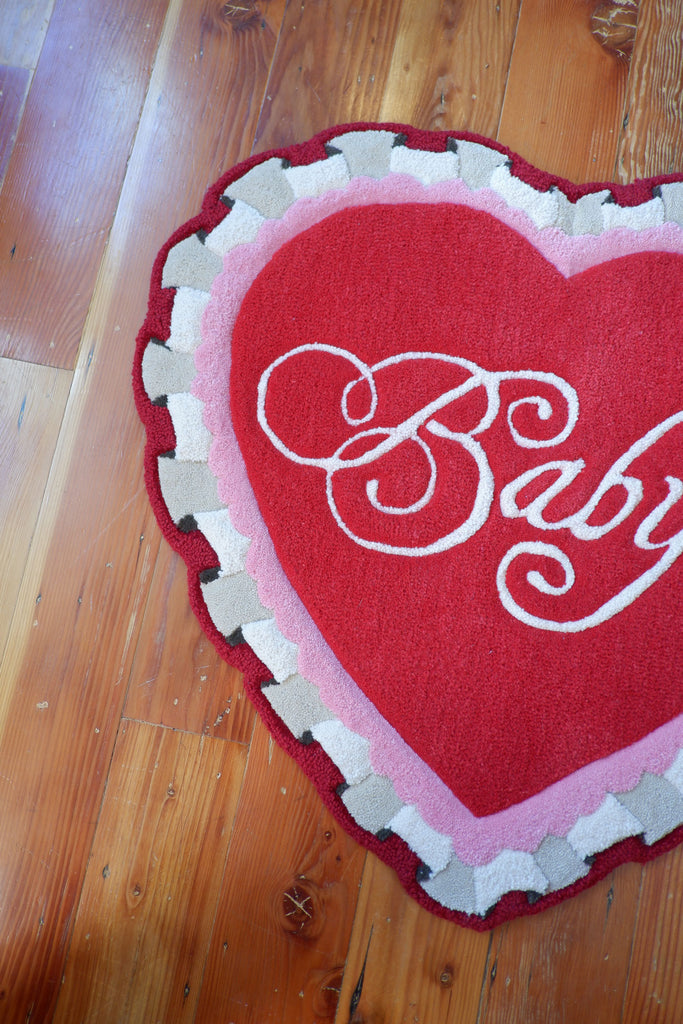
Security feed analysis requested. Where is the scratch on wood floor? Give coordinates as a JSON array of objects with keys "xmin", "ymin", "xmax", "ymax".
[
  {"xmin": 17, "ymin": 394, "xmax": 26, "ymax": 430},
  {"xmin": 604, "ymin": 884, "xmax": 615, "ymax": 929},
  {"xmin": 348, "ymin": 923, "xmax": 373, "ymax": 1022}
]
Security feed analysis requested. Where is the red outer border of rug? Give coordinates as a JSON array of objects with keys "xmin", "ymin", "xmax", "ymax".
[{"xmin": 132, "ymin": 121, "xmax": 683, "ymax": 929}]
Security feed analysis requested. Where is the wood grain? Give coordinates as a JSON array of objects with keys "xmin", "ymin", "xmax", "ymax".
[
  {"xmin": 256, "ymin": 0, "xmax": 521, "ymax": 148},
  {"xmin": 617, "ymin": 0, "xmax": 683, "ymax": 180},
  {"xmin": 478, "ymin": 867, "xmax": 643, "ymax": 1024},
  {"xmin": 337, "ymin": 856, "xmax": 491, "ymax": 1024},
  {"xmin": 0, "ymin": 395, "xmax": 159, "ymax": 1022},
  {"xmin": 498, "ymin": 0, "xmax": 629, "ymax": 182},
  {"xmin": 112, "ymin": 0, "xmax": 288, "ymax": 253},
  {"xmin": 591, "ymin": 0, "xmax": 638, "ymax": 62},
  {"xmin": 0, "ymin": 0, "xmax": 56, "ymax": 69},
  {"xmin": 195, "ymin": 720, "xmax": 366, "ymax": 1023},
  {"xmin": 0, "ymin": 357, "xmax": 71, "ymax": 662},
  {"xmin": 620, "ymin": 848, "xmax": 683, "ymax": 1023},
  {"xmin": 378, "ymin": 0, "xmax": 521, "ymax": 136},
  {"xmin": 53, "ymin": 721, "xmax": 247, "ymax": 1024},
  {"xmin": 123, "ymin": 544, "xmax": 256, "ymax": 744},
  {"xmin": 0, "ymin": 0, "xmax": 170, "ymax": 368},
  {"xmin": 0, "ymin": 1, "xmax": 287, "ymax": 1019},
  {"xmin": 254, "ymin": 0, "xmax": 403, "ymax": 150},
  {"xmin": 0, "ymin": 63, "xmax": 30, "ymax": 187}
]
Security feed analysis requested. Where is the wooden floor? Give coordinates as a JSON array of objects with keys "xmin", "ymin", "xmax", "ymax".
[{"xmin": 1, "ymin": 0, "xmax": 682, "ymax": 1020}]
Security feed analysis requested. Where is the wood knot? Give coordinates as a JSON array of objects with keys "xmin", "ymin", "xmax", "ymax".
[
  {"xmin": 439, "ymin": 964, "xmax": 455, "ymax": 987},
  {"xmin": 591, "ymin": 1, "xmax": 638, "ymax": 61},
  {"xmin": 312, "ymin": 967, "xmax": 344, "ymax": 1016},
  {"xmin": 127, "ymin": 880, "xmax": 144, "ymax": 909},
  {"xmin": 280, "ymin": 881, "xmax": 322, "ymax": 938},
  {"xmin": 221, "ymin": 1, "xmax": 261, "ymax": 30}
]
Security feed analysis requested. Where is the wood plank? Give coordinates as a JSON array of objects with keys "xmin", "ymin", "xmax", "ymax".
[
  {"xmin": 336, "ymin": 856, "xmax": 491, "ymax": 1024},
  {"xmin": 0, "ymin": 0, "xmax": 170, "ymax": 369},
  {"xmin": 617, "ymin": 0, "xmax": 683, "ymax": 180},
  {"xmin": 254, "ymin": 0, "xmax": 403, "ymax": 151},
  {"xmin": 0, "ymin": 64, "xmax": 30, "ymax": 188},
  {"xmin": 620, "ymin": 848, "xmax": 683, "ymax": 1022},
  {"xmin": 377, "ymin": 0, "xmax": 522, "ymax": 137},
  {"xmin": 0, "ymin": 0, "xmax": 56, "ymax": 69},
  {"xmin": 478, "ymin": 867, "xmax": 643, "ymax": 1024},
  {"xmin": 53, "ymin": 721, "xmax": 247, "ymax": 1024},
  {"xmin": 256, "ymin": 0, "xmax": 522, "ymax": 152},
  {"xmin": 123, "ymin": 544, "xmax": 256, "ymax": 744},
  {"xmin": 0, "ymin": 357, "xmax": 71, "ymax": 663},
  {"xmin": 497, "ymin": 0, "xmax": 629, "ymax": 182},
  {"xmin": 195, "ymin": 719, "xmax": 367, "ymax": 1022},
  {"xmin": 0, "ymin": 394, "xmax": 160, "ymax": 1023},
  {"xmin": 0, "ymin": 1, "xmax": 288, "ymax": 1018}
]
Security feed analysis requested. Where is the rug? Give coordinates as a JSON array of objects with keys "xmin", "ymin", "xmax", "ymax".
[{"xmin": 133, "ymin": 123, "xmax": 683, "ymax": 928}]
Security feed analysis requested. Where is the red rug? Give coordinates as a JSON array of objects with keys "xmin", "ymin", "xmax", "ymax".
[{"xmin": 133, "ymin": 123, "xmax": 683, "ymax": 928}]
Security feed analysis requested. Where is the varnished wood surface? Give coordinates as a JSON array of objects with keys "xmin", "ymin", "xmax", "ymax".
[{"xmin": 0, "ymin": 1, "xmax": 682, "ymax": 1020}]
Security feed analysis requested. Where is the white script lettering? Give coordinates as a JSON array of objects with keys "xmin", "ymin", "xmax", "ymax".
[{"xmin": 257, "ymin": 344, "xmax": 683, "ymax": 632}]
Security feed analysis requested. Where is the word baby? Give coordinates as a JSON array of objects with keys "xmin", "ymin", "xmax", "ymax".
[{"xmin": 258, "ymin": 344, "xmax": 683, "ymax": 633}]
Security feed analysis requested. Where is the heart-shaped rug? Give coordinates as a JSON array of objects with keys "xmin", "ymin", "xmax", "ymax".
[{"xmin": 133, "ymin": 123, "xmax": 683, "ymax": 928}]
